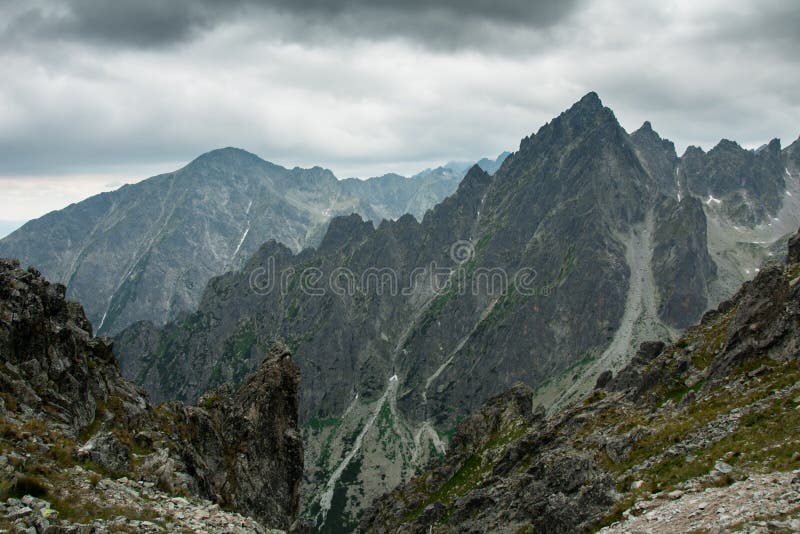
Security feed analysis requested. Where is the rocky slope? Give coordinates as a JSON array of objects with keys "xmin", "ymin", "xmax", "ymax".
[
  {"xmin": 0, "ymin": 149, "xmax": 504, "ymax": 335},
  {"xmin": 0, "ymin": 258, "xmax": 303, "ymax": 531},
  {"xmin": 113, "ymin": 93, "xmax": 800, "ymax": 531},
  {"xmin": 362, "ymin": 228, "xmax": 800, "ymax": 532}
]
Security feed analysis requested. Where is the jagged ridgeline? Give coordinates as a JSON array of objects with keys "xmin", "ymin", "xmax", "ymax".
[
  {"xmin": 0, "ymin": 258, "xmax": 303, "ymax": 532},
  {"xmin": 111, "ymin": 93, "xmax": 800, "ymax": 531},
  {"xmin": 363, "ymin": 229, "xmax": 800, "ymax": 533},
  {"xmin": 0, "ymin": 150, "xmax": 507, "ymax": 336}
]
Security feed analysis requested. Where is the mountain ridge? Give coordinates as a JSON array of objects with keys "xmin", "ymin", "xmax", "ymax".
[
  {"xmin": 109, "ymin": 93, "xmax": 800, "ymax": 530},
  {"xmin": 0, "ymin": 148, "xmax": 505, "ymax": 335}
]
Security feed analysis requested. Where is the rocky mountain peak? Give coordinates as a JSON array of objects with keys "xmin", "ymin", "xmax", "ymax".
[
  {"xmin": 318, "ymin": 213, "xmax": 374, "ymax": 252},
  {"xmin": 713, "ymin": 138, "xmax": 742, "ymax": 151},
  {"xmin": 680, "ymin": 133, "xmax": 786, "ymax": 226},
  {"xmin": 632, "ymin": 120, "xmax": 673, "ymax": 147},
  {"xmin": 515, "ymin": 92, "xmax": 620, "ymax": 157},
  {"xmin": 575, "ymin": 90, "xmax": 603, "ymax": 110},
  {"xmin": 186, "ymin": 146, "xmax": 274, "ymax": 172},
  {"xmin": 765, "ymin": 137, "xmax": 782, "ymax": 153},
  {"xmin": 561, "ymin": 91, "xmax": 618, "ymax": 130}
]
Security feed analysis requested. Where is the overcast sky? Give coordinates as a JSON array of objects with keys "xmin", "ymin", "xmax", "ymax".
[{"xmin": 1, "ymin": 0, "xmax": 799, "ymax": 229}]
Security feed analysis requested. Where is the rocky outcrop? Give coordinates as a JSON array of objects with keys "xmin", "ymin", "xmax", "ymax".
[
  {"xmin": 0, "ymin": 258, "xmax": 303, "ymax": 531},
  {"xmin": 362, "ymin": 230, "xmax": 800, "ymax": 533},
  {"xmin": 161, "ymin": 343, "xmax": 303, "ymax": 527},
  {"xmin": 0, "ymin": 258, "xmax": 146, "ymax": 430},
  {"xmin": 361, "ymin": 383, "xmax": 618, "ymax": 533}
]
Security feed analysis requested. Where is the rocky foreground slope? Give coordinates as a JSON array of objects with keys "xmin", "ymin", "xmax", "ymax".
[
  {"xmin": 362, "ymin": 230, "xmax": 800, "ymax": 533},
  {"xmin": 0, "ymin": 258, "xmax": 303, "ymax": 532}
]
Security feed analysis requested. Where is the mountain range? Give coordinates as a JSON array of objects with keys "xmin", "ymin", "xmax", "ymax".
[
  {"xmin": 0, "ymin": 152, "xmax": 506, "ymax": 336},
  {"xmin": 100, "ymin": 93, "xmax": 800, "ymax": 530}
]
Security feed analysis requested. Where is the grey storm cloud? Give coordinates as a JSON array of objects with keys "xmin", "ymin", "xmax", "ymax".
[
  {"xmin": 0, "ymin": 0, "xmax": 799, "ymax": 223},
  {"xmin": 4, "ymin": 0, "xmax": 585, "ymax": 49}
]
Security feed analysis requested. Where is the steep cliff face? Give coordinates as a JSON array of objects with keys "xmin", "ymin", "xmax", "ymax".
[
  {"xmin": 0, "ymin": 149, "xmax": 488, "ymax": 336},
  {"xmin": 162, "ymin": 343, "xmax": 304, "ymax": 526},
  {"xmin": 652, "ymin": 196, "xmax": 717, "ymax": 328},
  {"xmin": 362, "ymin": 229, "xmax": 800, "ymax": 533},
  {"xmin": 680, "ymin": 138, "xmax": 786, "ymax": 226},
  {"xmin": 0, "ymin": 258, "xmax": 303, "ymax": 531}
]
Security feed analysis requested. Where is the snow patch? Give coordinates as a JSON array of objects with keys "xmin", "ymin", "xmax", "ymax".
[
  {"xmin": 231, "ymin": 227, "xmax": 249, "ymax": 259},
  {"xmin": 97, "ymin": 311, "xmax": 108, "ymax": 332}
]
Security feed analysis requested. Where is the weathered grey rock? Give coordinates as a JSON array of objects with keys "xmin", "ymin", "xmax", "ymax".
[
  {"xmin": 595, "ymin": 370, "xmax": 613, "ymax": 389},
  {"xmin": 76, "ymin": 431, "xmax": 131, "ymax": 474}
]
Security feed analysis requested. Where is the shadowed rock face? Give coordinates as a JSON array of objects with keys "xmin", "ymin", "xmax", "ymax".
[
  {"xmin": 652, "ymin": 196, "xmax": 717, "ymax": 328},
  {"xmin": 362, "ymin": 228, "xmax": 800, "ymax": 534},
  {"xmin": 788, "ymin": 227, "xmax": 800, "ymax": 264},
  {"xmin": 160, "ymin": 343, "xmax": 304, "ymax": 527},
  {"xmin": 0, "ymin": 258, "xmax": 303, "ymax": 530}
]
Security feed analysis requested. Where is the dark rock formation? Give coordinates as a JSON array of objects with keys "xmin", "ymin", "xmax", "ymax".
[
  {"xmin": 0, "ymin": 258, "xmax": 145, "ymax": 430},
  {"xmin": 652, "ymin": 196, "xmax": 716, "ymax": 328},
  {"xmin": 0, "ymin": 258, "xmax": 303, "ymax": 530},
  {"xmin": 163, "ymin": 343, "xmax": 303, "ymax": 525}
]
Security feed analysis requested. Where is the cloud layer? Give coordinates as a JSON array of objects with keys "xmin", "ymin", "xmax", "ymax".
[{"xmin": 1, "ymin": 0, "xmax": 799, "ymax": 220}]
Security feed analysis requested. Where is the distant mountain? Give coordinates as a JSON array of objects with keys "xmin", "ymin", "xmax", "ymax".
[
  {"xmin": 113, "ymin": 93, "xmax": 800, "ymax": 530},
  {"xmin": 0, "ymin": 150, "xmax": 505, "ymax": 334},
  {"xmin": 442, "ymin": 151, "xmax": 511, "ymax": 175}
]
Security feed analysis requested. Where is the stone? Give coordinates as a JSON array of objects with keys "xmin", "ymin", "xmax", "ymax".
[
  {"xmin": 7, "ymin": 506, "xmax": 33, "ymax": 519},
  {"xmin": 715, "ymin": 461, "xmax": 733, "ymax": 474},
  {"xmin": 595, "ymin": 370, "xmax": 614, "ymax": 389}
]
